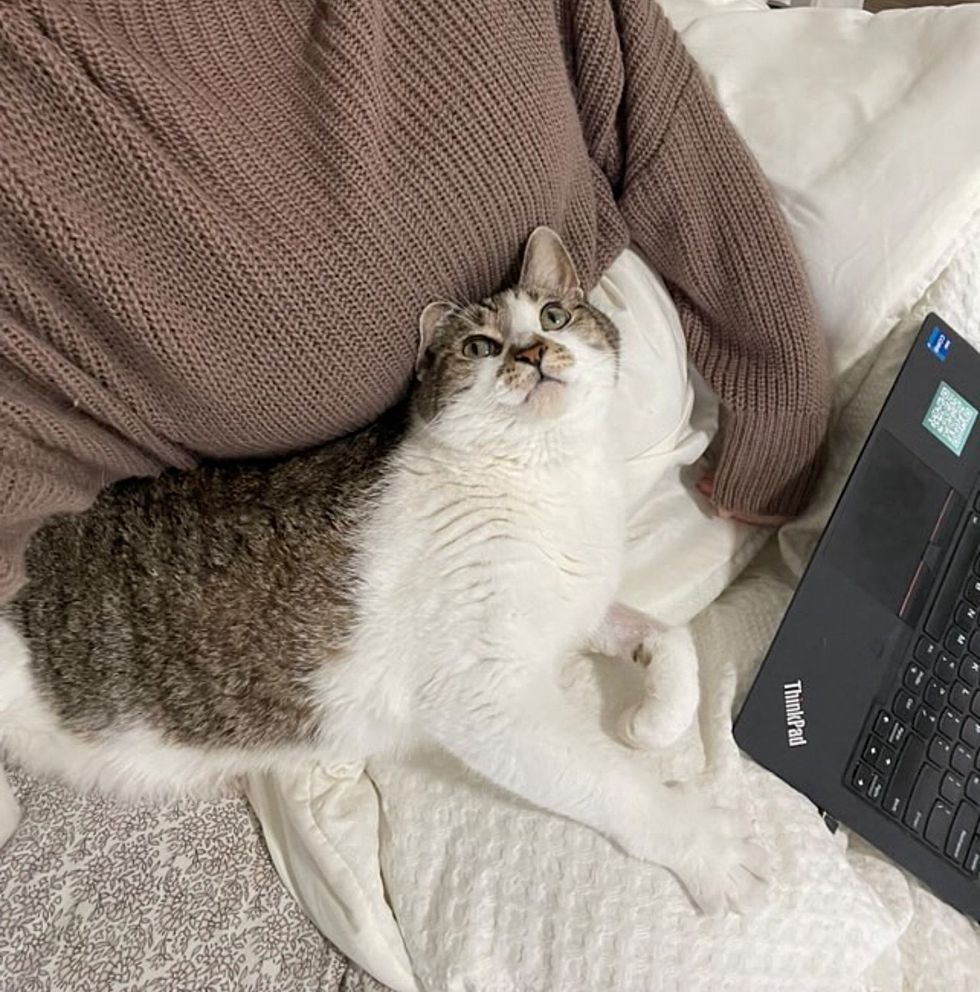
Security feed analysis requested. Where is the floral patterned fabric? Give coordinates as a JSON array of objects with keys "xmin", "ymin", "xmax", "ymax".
[{"xmin": 0, "ymin": 769, "xmax": 390, "ymax": 992}]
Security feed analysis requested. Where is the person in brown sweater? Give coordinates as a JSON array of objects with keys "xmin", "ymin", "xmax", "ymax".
[{"xmin": 0, "ymin": 0, "xmax": 831, "ymax": 607}]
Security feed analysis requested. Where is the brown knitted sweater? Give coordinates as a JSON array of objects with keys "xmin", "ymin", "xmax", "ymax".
[{"xmin": 0, "ymin": 0, "xmax": 830, "ymax": 605}]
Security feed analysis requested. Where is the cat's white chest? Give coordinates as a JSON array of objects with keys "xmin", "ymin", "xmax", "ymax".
[
  {"xmin": 497, "ymin": 463, "xmax": 624, "ymax": 641},
  {"xmin": 360, "ymin": 444, "xmax": 625, "ymax": 673}
]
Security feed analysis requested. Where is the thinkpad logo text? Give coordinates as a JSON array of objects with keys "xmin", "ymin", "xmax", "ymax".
[{"xmin": 783, "ymin": 680, "xmax": 807, "ymax": 747}]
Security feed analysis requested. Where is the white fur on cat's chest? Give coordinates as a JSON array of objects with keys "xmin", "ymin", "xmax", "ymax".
[{"xmin": 348, "ymin": 441, "xmax": 625, "ymax": 701}]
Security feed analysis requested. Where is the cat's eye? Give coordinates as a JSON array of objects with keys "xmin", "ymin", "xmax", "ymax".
[
  {"xmin": 461, "ymin": 335, "xmax": 502, "ymax": 359},
  {"xmin": 540, "ymin": 303, "xmax": 570, "ymax": 331}
]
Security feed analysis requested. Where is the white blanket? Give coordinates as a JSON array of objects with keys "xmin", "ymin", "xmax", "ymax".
[{"xmin": 248, "ymin": 3, "xmax": 980, "ymax": 989}]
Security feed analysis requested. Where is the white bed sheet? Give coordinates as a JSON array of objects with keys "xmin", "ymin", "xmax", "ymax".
[{"xmin": 248, "ymin": 3, "xmax": 980, "ymax": 988}]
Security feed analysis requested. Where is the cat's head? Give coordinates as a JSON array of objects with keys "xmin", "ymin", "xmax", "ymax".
[{"xmin": 412, "ymin": 227, "xmax": 620, "ymax": 451}]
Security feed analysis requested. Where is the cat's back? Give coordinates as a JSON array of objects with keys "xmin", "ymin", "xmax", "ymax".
[
  {"xmin": 6, "ymin": 405, "xmax": 408, "ymax": 747},
  {"xmin": 18, "ymin": 405, "xmax": 407, "ymax": 617}
]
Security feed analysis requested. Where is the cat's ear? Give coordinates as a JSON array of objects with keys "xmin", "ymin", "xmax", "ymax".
[
  {"xmin": 520, "ymin": 227, "xmax": 582, "ymax": 298},
  {"xmin": 417, "ymin": 301, "xmax": 455, "ymax": 378}
]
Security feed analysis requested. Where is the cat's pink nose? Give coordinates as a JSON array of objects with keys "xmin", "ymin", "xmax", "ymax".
[{"xmin": 514, "ymin": 342, "xmax": 545, "ymax": 367}]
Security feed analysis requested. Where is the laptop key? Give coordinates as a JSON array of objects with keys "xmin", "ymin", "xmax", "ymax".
[
  {"xmin": 940, "ymin": 771, "xmax": 965, "ymax": 804},
  {"xmin": 929, "ymin": 736, "xmax": 952, "ymax": 766},
  {"xmin": 940, "ymin": 707, "xmax": 963, "ymax": 740},
  {"xmin": 904, "ymin": 664, "xmax": 927, "ymax": 694},
  {"xmin": 945, "ymin": 629, "xmax": 968, "ymax": 657},
  {"xmin": 934, "ymin": 653, "xmax": 958, "ymax": 685},
  {"xmin": 962, "ymin": 716, "xmax": 980, "ymax": 748},
  {"xmin": 883, "ymin": 734, "xmax": 927, "ymax": 818},
  {"xmin": 914, "ymin": 637, "xmax": 939, "ymax": 666},
  {"xmin": 888, "ymin": 721, "xmax": 907, "ymax": 747},
  {"xmin": 904, "ymin": 765, "xmax": 941, "ymax": 833},
  {"xmin": 952, "ymin": 743, "xmax": 975, "ymax": 776},
  {"xmin": 867, "ymin": 773, "xmax": 885, "ymax": 803},
  {"xmin": 956, "ymin": 602, "xmax": 979, "ymax": 628},
  {"xmin": 851, "ymin": 761, "xmax": 875, "ymax": 794},
  {"xmin": 875, "ymin": 744, "xmax": 895, "ymax": 773},
  {"xmin": 925, "ymin": 800, "xmax": 954, "ymax": 849},
  {"xmin": 924, "ymin": 679, "xmax": 948, "ymax": 712},
  {"xmin": 961, "ymin": 655, "xmax": 980, "ymax": 688},
  {"xmin": 950, "ymin": 681, "xmax": 973, "ymax": 712},
  {"xmin": 913, "ymin": 707, "xmax": 937, "ymax": 738},
  {"xmin": 894, "ymin": 690, "xmax": 917, "ymax": 721},
  {"xmin": 852, "ymin": 762, "xmax": 873, "ymax": 793},
  {"xmin": 873, "ymin": 710, "xmax": 894, "ymax": 739},
  {"xmin": 967, "ymin": 838, "xmax": 980, "ymax": 877},
  {"xmin": 945, "ymin": 802, "xmax": 979, "ymax": 864},
  {"xmin": 967, "ymin": 772, "xmax": 980, "ymax": 804},
  {"xmin": 863, "ymin": 737, "xmax": 884, "ymax": 765},
  {"xmin": 965, "ymin": 576, "xmax": 980, "ymax": 607},
  {"xmin": 971, "ymin": 691, "xmax": 980, "ymax": 719}
]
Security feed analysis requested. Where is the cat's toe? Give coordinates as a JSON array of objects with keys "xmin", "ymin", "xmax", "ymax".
[{"xmin": 670, "ymin": 808, "xmax": 771, "ymax": 916}]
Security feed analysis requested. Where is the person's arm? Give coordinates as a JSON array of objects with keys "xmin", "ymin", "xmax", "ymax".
[{"xmin": 614, "ymin": 0, "xmax": 831, "ymax": 519}]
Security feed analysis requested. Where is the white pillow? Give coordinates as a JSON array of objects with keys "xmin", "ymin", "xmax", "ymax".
[{"xmin": 662, "ymin": 0, "xmax": 980, "ymax": 375}]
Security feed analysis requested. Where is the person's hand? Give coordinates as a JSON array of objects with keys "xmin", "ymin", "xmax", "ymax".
[{"xmin": 696, "ymin": 472, "xmax": 788, "ymax": 528}]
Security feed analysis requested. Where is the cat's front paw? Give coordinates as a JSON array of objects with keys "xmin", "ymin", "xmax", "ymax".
[
  {"xmin": 617, "ymin": 696, "xmax": 691, "ymax": 751},
  {"xmin": 616, "ymin": 627, "xmax": 699, "ymax": 750},
  {"xmin": 667, "ymin": 806, "xmax": 770, "ymax": 915},
  {"xmin": 619, "ymin": 792, "xmax": 770, "ymax": 915}
]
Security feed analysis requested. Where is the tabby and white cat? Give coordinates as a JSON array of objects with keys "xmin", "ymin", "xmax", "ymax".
[{"xmin": 0, "ymin": 228, "xmax": 766, "ymax": 913}]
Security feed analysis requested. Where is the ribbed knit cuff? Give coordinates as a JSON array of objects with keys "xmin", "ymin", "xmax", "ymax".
[
  {"xmin": 713, "ymin": 408, "xmax": 828, "ymax": 519},
  {"xmin": 0, "ymin": 535, "xmax": 29, "ymax": 607}
]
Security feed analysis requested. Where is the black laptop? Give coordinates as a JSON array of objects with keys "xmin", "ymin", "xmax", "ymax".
[{"xmin": 735, "ymin": 313, "xmax": 980, "ymax": 920}]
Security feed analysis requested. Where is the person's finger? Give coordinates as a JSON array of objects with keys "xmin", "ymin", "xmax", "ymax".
[
  {"xmin": 697, "ymin": 469, "xmax": 786, "ymax": 526},
  {"xmin": 717, "ymin": 506, "xmax": 788, "ymax": 527}
]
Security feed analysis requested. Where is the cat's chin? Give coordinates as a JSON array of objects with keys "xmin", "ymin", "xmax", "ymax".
[{"xmin": 522, "ymin": 378, "xmax": 567, "ymax": 417}]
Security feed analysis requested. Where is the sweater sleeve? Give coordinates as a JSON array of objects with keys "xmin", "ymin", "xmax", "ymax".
[{"xmin": 614, "ymin": 0, "xmax": 831, "ymax": 517}]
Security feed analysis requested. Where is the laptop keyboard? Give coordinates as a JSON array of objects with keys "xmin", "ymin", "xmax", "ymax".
[{"xmin": 847, "ymin": 504, "xmax": 980, "ymax": 877}]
